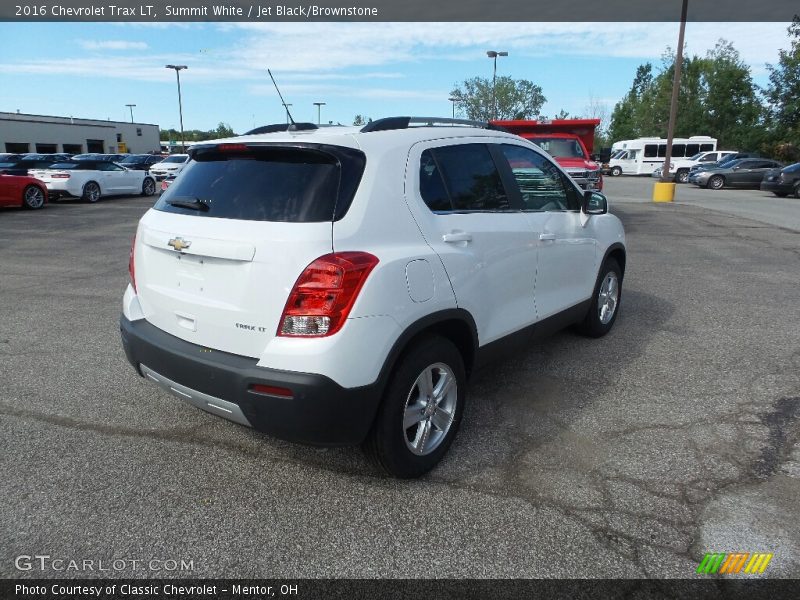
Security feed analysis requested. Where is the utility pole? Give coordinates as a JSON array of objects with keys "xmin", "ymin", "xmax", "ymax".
[
  {"xmin": 125, "ymin": 104, "xmax": 136, "ymax": 123},
  {"xmin": 660, "ymin": 0, "xmax": 688, "ymax": 184}
]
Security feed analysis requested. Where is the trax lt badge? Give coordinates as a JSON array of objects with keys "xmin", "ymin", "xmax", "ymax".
[{"xmin": 168, "ymin": 237, "xmax": 191, "ymax": 252}]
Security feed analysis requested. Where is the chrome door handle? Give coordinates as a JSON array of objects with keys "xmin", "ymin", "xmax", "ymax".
[
  {"xmin": 539, "ymin": 233, "xmax": 556, "ymax": 241},
  {"xmin": 442, "ymin": 232, "xmax": 472, "ymax": 243}
]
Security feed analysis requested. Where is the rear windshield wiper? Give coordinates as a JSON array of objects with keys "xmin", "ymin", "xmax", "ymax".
[{"xmin": 167, "ymin": 197, "xmax": 211, "ymax": 212}]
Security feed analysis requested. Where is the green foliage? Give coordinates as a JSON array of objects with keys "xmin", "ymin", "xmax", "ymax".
[
  {"xmin": 608, "ymin": 38, "xmax": 767, "ymax": 153},
  {"xmin": 352, "ymin": 115, "xmax": 370, "ymax": 126},
  {"xmin": 450, "ymin": 76, "xmax": 546, "ymax": 121},
  {"xmin": 159, "ymin": 122, "xmax": 237, "ymax": 142},
  {"xmin": 764, "ymin": 16, "xmax": 800, "ymax": 157}
]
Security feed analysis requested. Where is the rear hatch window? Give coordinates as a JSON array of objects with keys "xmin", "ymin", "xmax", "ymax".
[{"xmin": 154, "ymin": 143, "xmax": 366, "ymax": 222}]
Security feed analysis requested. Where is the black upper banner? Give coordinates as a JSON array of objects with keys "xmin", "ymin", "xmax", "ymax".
[{"xmin": 1, "ymin": 0, "xmax": 798, "ymax": 22}]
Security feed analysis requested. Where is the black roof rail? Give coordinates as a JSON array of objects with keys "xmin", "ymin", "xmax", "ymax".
[
  {"xmin": 360, "ymin": 116, "xmax": 509, "ymax": 134},
  {"xmin": 243, "ymin": 122, "xmax": 318, "ymax": 135}
]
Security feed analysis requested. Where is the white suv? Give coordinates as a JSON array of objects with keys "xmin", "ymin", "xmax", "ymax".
[{"xmin": 120, "ymin": 117, "xmax": 626, "ymax": 478}]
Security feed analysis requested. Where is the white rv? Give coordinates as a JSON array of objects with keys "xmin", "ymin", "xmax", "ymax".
[{"xmin": 608, "ymin": 136, "xmax": 717, "ymax": 176}]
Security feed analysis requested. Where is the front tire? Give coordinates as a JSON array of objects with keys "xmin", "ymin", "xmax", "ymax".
[
  {"xmin": 707, "ymin": 175, "xmax": 724, "ymax": 190},
  {"xmin": 575, "ymin": 258, "xmax": 622, "ymax": 338},
  {"xmin": 22, "ymin": 185, "xmax": 46, "ymax": 209},
  {"xmin": 364, "ymin": 335, "xmax": 466, "ymax": 478},
  {"xmin": 611, "ymin": 166, "xmax": 622, "ymax": 176},
  {"xmin": 676, "ymin": 169, "xmax": 689, "ymax": 184},
  {"xmin": 141, "ymin": 177, "xmax": 156, "ymax": 196},
  {"xmin": 82, "ymin": 181, "xmax": 101, "ymax": 203}
]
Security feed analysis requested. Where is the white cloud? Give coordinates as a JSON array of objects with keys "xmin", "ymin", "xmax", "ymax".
[
  {"xmin": 248, "ymin": 82, "xmax": 444, "ymax": 101},
  {"xmin": 1, "ymin": 22, "xmax": 792, "ymax": 88},
  {"xmin": 77, "ymin": 40, "xmax": 149, "ymax": 51}
]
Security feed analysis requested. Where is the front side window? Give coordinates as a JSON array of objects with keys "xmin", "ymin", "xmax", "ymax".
[
  {"xmin": 419, "ymin": 144, "xmax": 509, "ymax": 212},
  {"xmin": 500, "ymin": 144, "xmax": 578, "ymax": 211}
]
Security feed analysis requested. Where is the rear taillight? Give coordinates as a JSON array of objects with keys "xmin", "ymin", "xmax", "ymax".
[
  {"xmin": 52, "ymin": 173, "xmax": 70, "ymax": 179},
  {"xmin": 249, "ymin": 384, "xmax": 294, "ymax": 399},
  {"xmin": 278, "ymin": 252, "xmax": 379, "ymax": 337},
  {"xmin": 128, "ymin": 234, "xmax": 137, "ymax": 293}
]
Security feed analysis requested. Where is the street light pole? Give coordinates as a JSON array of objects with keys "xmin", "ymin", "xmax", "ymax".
[
  {"xmin": 486, "ymin": 50, "xmax": 508, "ymax": 120},
  {"xmin": 448, "ymin": 97, "xmax": 458, "ymax": 118},
  {"xmin": 125, "ymin": 104, "xmax": 136, "ymax": 123},
  {"xmin": 313, "ymin": 102, "xmax": 326, "ymax": 125},
  {"xmin": 165, "ymin": 64, "xmax": 187, "ymax": 152}
]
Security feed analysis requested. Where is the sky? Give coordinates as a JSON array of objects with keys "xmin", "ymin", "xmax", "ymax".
[{"xmin": 0, "ymin": 21, "xmax": 793, "ymax": 134}]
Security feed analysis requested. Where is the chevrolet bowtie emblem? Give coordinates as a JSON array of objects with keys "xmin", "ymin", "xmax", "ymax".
[{"xmin": 168, "ymin": 237, "xmax": 191, "ymax": 252}]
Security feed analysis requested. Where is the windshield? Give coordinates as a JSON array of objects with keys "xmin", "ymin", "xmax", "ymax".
[
  {"xmin": 530, "ymin": 138, "xmax": 585, "ymax": 158},
  {"xmin": 162, "ymin": 155, "xmax": 188, "ymax": 164}
]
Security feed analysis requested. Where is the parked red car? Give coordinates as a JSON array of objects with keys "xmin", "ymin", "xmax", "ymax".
[{"xmin": 0, "ymin": 173, "xmax": 47, "ymax": 209}]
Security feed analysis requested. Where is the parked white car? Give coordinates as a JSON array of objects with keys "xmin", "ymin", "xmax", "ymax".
[
  {"xmin": 149, "ymin": 154, "xmax": 189, "ymax": 180},
  {"xmin": 651, "ymin": 150, "xmax": 738, "ymax": 183},
  {"xmin": 30, "ymin": 160, "xmax": 156, "ymax": 202},
  {"xmin": 120, "ymin": 117, "xmax": 626, "ymax": 477}
]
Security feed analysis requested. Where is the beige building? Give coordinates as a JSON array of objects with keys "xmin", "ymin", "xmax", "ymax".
[{"xmin": 0, "ymin": 111, "xmax": 161, "ymax": 154}]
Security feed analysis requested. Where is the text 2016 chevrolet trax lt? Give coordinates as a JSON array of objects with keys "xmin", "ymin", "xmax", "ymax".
[{"xmin": 120, "ymin": 117, "xmax": 626, "ymax": 478}]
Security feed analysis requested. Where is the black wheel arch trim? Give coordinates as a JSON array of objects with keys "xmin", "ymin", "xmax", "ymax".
[
  {"xmin": 601, "ymin": 242, "xmax": 627, "ymax": 281},
  {"xmin": 374, "ymin": 309, "xmax": 479, "ymax": 393}
]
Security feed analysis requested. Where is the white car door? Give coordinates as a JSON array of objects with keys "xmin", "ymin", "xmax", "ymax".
[
  {"xmin": 102, "ymin": 162, "xmax": 134, "ymax": 193},
  {"xmin": 495, "ymin": 143, "xmax": 597, "ymax": 319},
  {"xmin": 406, "ymin": 140, "xmax": 538, "ymax": 345}
]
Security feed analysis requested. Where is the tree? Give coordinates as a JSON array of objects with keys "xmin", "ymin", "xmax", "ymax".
[
  {"xmin": 608, "ymin": 63, "xmax": 653, "ymax": 142},
  {"xmin": 765, "ymin": 17, "xmax": 800, "ymax": 155},
  {"xmin": 214, "ymin": 122, "xmax": 235, "ymax": 138},
  {"xmin": 702, "ymin": 41, "xmax": 762, "ymax": 150},
  {"xmin": 352, "ymin": 115, "xmax": 370, "ymax": 126},
  {"xmin": 450, "ymin": 76, "xmax": 546, "ymax": 121}
]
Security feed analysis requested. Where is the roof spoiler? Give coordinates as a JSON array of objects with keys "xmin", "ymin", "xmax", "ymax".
[{"xmin": 242, "ymin": 122, "xmax": 318, "ymax": 135}]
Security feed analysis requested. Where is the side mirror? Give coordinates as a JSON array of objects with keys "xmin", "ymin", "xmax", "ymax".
[{"xmin": 582, "ymin": 191, "xmax": 608, "ymax": 215}]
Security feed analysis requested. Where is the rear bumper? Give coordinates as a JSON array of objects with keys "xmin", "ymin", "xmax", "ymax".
[{"xmin": 120, "ymin": 315, "xmax": 382, "ymax": 446}]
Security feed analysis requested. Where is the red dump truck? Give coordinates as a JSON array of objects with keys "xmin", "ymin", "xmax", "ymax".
[{"xmin": 491, "ymin": 118, "xmax": 603, "ymax": 191}]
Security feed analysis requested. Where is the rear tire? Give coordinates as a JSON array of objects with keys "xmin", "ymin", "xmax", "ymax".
[
  {"xmin": 364, "ymin": 335, "xmax": 466, "ymax": 478},
  {"xmin": 575, "ymin": 258, "xmax": 622, "ymax": 338},
  {"xmin": 22, "ymin": 185, "xmax": 45, "ymax": 209},
  {"xmin": 794, "ymin": 184, "xmax": 800, "ymax": 200},
  {"xmin": 676, "ymin": 169, "xmax": 689, "ymax": 184},
  {"xmin": 141, "ymin": 177, "xmax": 156, "ymax": 196},
  {"xmin": 82, "ymin": 181, "xmax": 101, "ymax": 203},
  {"xmin": 611, "ymin": 166, "xmax": 622, "ymax": 176},
  {"xmin": 708, "ymin": 175, "xmax": 725, "ymax": 190}
]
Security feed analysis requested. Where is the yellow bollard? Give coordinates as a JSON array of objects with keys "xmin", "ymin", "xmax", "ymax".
[{"xmin": 652, "ymin": 182, "xmax": 676, "ymax": 203}]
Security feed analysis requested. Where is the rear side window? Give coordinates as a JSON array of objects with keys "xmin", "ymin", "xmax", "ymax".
[
  {"xmin": 644, "ymin": 144, "xmax": 658, "ymax": 158},
  {"xmin": 154, "ymin": 144, "xmax": 365, "ymax": 223},
  {"xmin": 419, "ymin": 144, "xmax": 509, "ymax": 212}
]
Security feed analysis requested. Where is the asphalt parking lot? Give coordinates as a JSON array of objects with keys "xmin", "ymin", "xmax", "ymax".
[{"xmin": 1, "ymin": 179, "xmax": 799, "ymax": 579}]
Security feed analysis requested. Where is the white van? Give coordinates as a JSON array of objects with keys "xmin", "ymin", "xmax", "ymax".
[{"xmin": 608, "ymin": 136, "xmax": 717, "ymax": 176}]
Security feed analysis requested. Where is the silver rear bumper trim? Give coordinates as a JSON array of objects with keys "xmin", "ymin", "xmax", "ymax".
[{"xmin": 140, "ymin": 364, "xmax": 252, "ymax": 427}]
